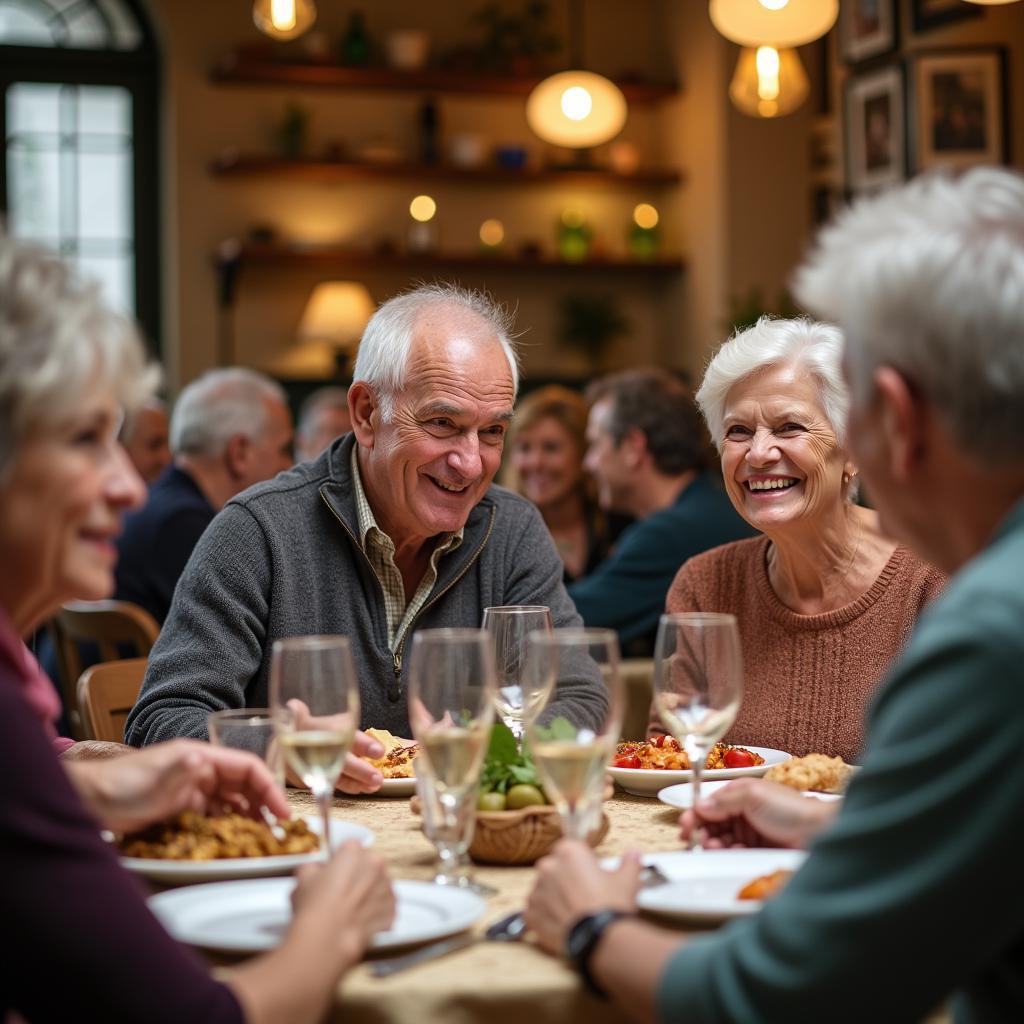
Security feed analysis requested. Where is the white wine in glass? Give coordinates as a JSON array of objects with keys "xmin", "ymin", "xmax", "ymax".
[
  {"xmin": 407, "ymin": 628, "xmax": 496, "ymax": 891},
  {"xmin": 652, "ymin": 612, "xmax": 743, "ymax": 850},
  {"xmin": 482, "ymin": 605, "xmax": 552, "ymax": 742},
  {"xmin": 270, "ymin": 635, "xmax": 360, "ymax": 858},
  {"xmin": 524, "ymin": 628, "xmax": 622, "ymax": 841}
]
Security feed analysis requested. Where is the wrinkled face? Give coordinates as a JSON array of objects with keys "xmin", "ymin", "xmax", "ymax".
[
  {"xmin": 296, "ymin": 405, "xmax": 352, "ymax": 463},
  {"xmin": 511, "ymin": 415, "xmax": 584, "ymax": 510},
  {"xmin": 720, "ymin": 364, "xmax": 851, "ymax": 534},
  {"xmin": 359, "ymin": 317, "xmax": 516, "ymax": 546},
  {"xmin": 0, "ymin": 381, "xmax": 146, "ymax": 619},
  {"xmin": 583, "ymin": 396, "xmax": 631, "ymax": 513},
  {"xmin": 122, "ymin": 405, "xmax": 170, "ymax": 483},
  {"xmin": 238, "ymin": 396, "xmax": 294, "ymax": 490}
]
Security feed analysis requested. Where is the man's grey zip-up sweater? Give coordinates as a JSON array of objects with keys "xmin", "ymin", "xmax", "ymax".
[{"xmin": 125, "ymin": 433, "xmax": 607, "ymax": 745}]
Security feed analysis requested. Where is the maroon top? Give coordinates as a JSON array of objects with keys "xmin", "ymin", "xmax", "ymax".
[{"xmin": 0, "ymin": 628, "xmax": 243, "ymax": 1021}]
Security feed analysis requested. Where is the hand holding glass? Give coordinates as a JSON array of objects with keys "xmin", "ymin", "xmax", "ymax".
[
  {"xmin": 653, "ymin": 613, "xmax": 743, "ymax": 850},
  {"xmin": 523, "ymin": 628, "xmax": 623, "ymax": 841},
  {"xmin": 270, "ymin": 636, "xmax": 360, "ymax": 857}
]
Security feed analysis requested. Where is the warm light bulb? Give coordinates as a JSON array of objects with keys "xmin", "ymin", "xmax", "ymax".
[
  {"xmin": 729, "ymin": 45, "xmax": 809, "ymax": 118},
  {"xmin": 633, "ymin": 203, "xmax": 659, "ymax": 229},
  {"xmin": 711, "ymin": 0, "xmax": 837, "ymax": 47},
  {"xmin": 409, "ymin": 195, "xmax": 437, "ymax": 222},
  {"xmin": 756, "ymin": 46, "xmax": 781, "ymax": 101},
  {"xmin": 479, "ymin": 219, "xmax": 505, "ymax": 246},
  {"xmin": 561, "ymin": 86, "xmax": 594, "ymax": 121},
  {"xmin": 252, "ymin": 0, "xmax": 316, "ymax": 40},
  {"xmin": 759, "ymin": 0, "xmax": 789, "ymax": 8}
]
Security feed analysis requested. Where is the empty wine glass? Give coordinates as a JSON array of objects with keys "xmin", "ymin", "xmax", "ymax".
[
  {"xmin": 481, "ymin": 605, "xmax": 552, "ymax": 742},
  {"xmin": 269, "ymin": 636, "xmax": 360, "ymax": 858},
  {"xmin": 407, "ymin": 628, "xmax": 496, "ymax": 891},
  {"xmin": 523, "ymin": 628, "xmax": 623, "ymax": 841},
  {"xmin": 652, "ymin": 612, "xmax": 743, "ymax": 851}
]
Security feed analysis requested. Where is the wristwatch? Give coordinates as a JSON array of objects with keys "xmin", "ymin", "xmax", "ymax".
[{"xmin": 565, "ymin": 908, "xmax": 631, "ymax": 999}]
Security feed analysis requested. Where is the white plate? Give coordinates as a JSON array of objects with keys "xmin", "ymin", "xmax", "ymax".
[
  {"xmin": 657, "ymin": 779, "xmax": 843, "ymax": 810},
  {"xmin": 120, "ymin": 815, "xmax": 374, "ymax": 884},
  {"xmin": 604, "ymin": 849, "xmax": 807, "ymax": 923},
  {"xmin": 608, "ymin": 746, "xmax": 791, "ymax": 797},
  {"xmin": 149, "ymin": 878, "xmax": 485, "ymax": 954}
]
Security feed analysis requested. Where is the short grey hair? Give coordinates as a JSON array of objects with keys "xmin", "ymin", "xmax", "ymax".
[
  {"xmin": 297, "ymin": 385, "xmax": 348, "ymax": 438},
  {"xmin": 0, "ymin": 235, "xmax": 157, "ymax": 481},
  {"xmin": 352, "ymin": 282, "xmax": 520, "ymax": 420},
  {"xmin": 794, "ymin": 167, "xmax": 1024, "ymax": 464},
  {"xmin": 170, "ymin": 367, "xmax": 287, "ymax": 457},
  {"xmin": 696, "ymin": 317, "xmax": 849, "ymax": 451}
]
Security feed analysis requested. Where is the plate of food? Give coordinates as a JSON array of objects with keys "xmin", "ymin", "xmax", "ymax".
[
  {"xmin": 657, "ymin": 778, "xmax": 843, "ymax": 810},
  {"xmin": 602, "ymin": 849, "xmax": 807, "ymax": 923},
  {"xmin": 118, "ymin": 811, "xmax": 373, "ymax": 884},
  {"xmin": 608, "ymin": 739, "xmax": 790, "ymax": 796},
  {"xmin": 149, "ymin": 877, "xmax": 485, "ymax": 954},
  {"xmin": 762, "ymin": 753, "xmax": 855, "ymax": 795},
  {"xmin": 362, "ymin": 728, "xmax": 417, "ymax": 797}
]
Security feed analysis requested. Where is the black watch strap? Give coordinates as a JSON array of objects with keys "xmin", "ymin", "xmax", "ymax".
[{"xmin": 565, "ymin": 909, "xmax": 631, "ymax": 1000}]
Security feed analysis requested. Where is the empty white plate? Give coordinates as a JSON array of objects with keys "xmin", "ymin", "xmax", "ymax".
[{"xmin": 657, "ymin": 779, "xmax": 843, "ymax": 810}]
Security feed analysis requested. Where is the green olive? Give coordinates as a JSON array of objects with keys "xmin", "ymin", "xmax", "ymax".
[
  {"xmin": 478, "ymin": 791, "xmax": 507, "ymax": 812},
  {"xmin": 506, "ymin": 783, "xmax": 547, "ymax": 809}
]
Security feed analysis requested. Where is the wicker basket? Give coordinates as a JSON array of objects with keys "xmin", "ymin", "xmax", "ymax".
[{"xmin": 469, "ymin": 804, "xmax": 609, "ymax": 866}]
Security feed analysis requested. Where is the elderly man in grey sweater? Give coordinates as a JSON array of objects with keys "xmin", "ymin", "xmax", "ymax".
[{"xmin": 125, "ymin": 284, "xmax": 607, "ymax": 792}]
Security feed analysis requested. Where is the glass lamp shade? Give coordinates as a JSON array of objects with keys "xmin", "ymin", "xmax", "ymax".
[
  {"xmin": 962, "ymin": 0, "xmax": 1020, "ymax": 4},
  {"xmin": 526, "ymin": 70, "xmax": 628, "ymax": 148},
  {"xmin": 297, "ymin": 281, "xmax": 374, "ymax": 348},
  {"xmin": 729, "ymin": 45, "xmax": 809, "ymax": 118},
  {"xmin": 253, "ymin": 0, "xmax": 317, "ymax": 41},
  {"xmin": 710, "ymin": 0, "xmax": 838, "ymax": 47}
]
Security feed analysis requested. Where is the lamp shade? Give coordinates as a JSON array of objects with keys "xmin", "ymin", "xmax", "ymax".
[
  {"xmin": 962, "ymin": 0, "xmax": 1020, "ymax": 4},
  {"xmin": 729, "ymin": 45, "xmax": 809, "ymax": 117},
  {"xmin": 298, "ymin": 281, "xmax": 374, "ymax": 349},
  {"xmin": 253, "ymin": 0, "xmax": 316, "ymax": 41},
  {"xmin": 526, "ymin": 70, "xmax": 628, "ymax": 148},
  {"xmin": 710, "ymin": 0, "xmax": 838, "ymax": 47}
]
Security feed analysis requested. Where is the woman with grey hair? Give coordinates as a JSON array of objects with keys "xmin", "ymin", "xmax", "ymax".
[
  {"xmin": 656, "ymin": 316, "xmax": 943, "ymax": 762},
  {"xmin": 0, "ymin": 236, "xmax": 393, "ymax": 1022}
]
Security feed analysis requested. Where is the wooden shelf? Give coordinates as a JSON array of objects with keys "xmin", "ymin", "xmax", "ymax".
[
  {"xmin": 210, "ymin": 59, "xmax": 678, "ymax": 104},
  {"xmin": 223, "ymin": 243, "xmax": 684, "ymax": 275},
  {"xmin": 209, "ymin": 155, "xmax": 682, "ymax": 187}
]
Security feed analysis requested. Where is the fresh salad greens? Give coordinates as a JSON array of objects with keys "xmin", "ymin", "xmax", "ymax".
[{"xmin": 479, "ymin": 721, "xmax": 543, "ymax": 795}]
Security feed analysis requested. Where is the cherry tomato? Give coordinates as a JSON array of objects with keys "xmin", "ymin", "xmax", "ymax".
[
  {"xmin": 614, "ymin": 755, "xmax": 642, "ymax": 769},
  {"xmin": 723, "ymin": 748, "xmax": 756, "ymax": 769},
  {"xmin": 652, "ymin": 734, "xmax": 667, "ymax": 748}
]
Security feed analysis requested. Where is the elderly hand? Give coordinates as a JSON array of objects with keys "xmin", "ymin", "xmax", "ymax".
[
  {"xmin": 67, "ymin": 738, "xmax": 291, "ymax": 833},
  {"xmin": 679, "ymin": 778, "xmax": 838, "ymax": 850},
  {"xmin": 525, "ymin": 839, "xmax": 642, "ymax": 956}
]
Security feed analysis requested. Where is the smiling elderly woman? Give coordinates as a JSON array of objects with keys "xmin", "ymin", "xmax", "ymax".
[
  {"xmin": 0, "ymin": 236, "xmax": 393, "ymax": 1022},
  {"xmin": 659, "ymin": 317, "xmax": 944, "ymax": 762}
]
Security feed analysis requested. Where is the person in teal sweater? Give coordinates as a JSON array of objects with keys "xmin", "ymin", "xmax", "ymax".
[{"xmin": 524, "ymin": 167, "xmax": 1024, "ymax": 1023}]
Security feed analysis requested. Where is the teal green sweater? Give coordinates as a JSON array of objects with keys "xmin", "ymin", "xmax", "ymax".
[{"xmin": 658, "ymin": 497, "xmax": 1024, "ymax": 1023}]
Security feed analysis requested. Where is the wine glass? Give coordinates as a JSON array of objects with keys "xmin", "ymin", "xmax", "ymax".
[
  {"xmin": 269, "ymin": 636, "xmax": 360, "ymax": 858},
  {"xmin": 407, "ymin": 628, "xmax": 496, "ymax": 891},
  {"xmin": 523, "ymin": 628, "xmax": 623, "ymax": 841},
  {"xmin": 652, "ymin": 612, "xmax": 743, "ymax": 851},
  {"xmin": 481, "ymin": 605, "xmax": 553, "ymax": 742}
]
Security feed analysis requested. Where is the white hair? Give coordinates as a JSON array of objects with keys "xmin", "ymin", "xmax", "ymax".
[
  {"xmin": 170, "ymin": 367, "xmax": 287, "ymax": 457},
  {"xmin": 696, "ymin": 316, "xmax": 849, "ymax": 451},
  {"xmin": 794, "ymin": 167, "xmax": 1024, "ymax": 464},
  {"xmin": 297, "ymin": 385, "xmax": 348, "ymax": 439},
  {"xmin": 0, "ymin": 235, "xmax": 158, "ymax": 481},
  {"xmin": 351, "ymin": 282, "xmax": 520, "ymax": 420}
]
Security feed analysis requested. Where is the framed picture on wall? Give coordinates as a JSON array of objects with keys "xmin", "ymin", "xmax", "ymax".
[
  {"xmin": 839, "ymin": 0, "xmax": 898, "ymax": 64},
  {"xmin": 911, "ymin": 0, "xmax": 982, "ymax": 33},
  {"xmin": 844, "ymin": 64, "xmax": 907, "ymax": 194},
  {"xmin": 911, "ymin": 49, "xmax": 1007, "ymax": 171}
]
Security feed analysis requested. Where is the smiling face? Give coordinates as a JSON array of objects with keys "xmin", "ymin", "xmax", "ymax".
[
  {"xmin": 354, "ymin": 311, "xmax": 516, "ymax": 549},
  {"xmin": 511, "ymin": 415, "xmax": 584, "ymax": 511},
  {"xmin": 0, "ymin": 380, "xmax": 147, "ymax": 626},
  {"xmin": 719, "ymin": 363, "xmax": 852, "ymax": 535}
]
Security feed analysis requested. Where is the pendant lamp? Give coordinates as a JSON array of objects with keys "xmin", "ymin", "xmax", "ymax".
[
  {"xmin": 962, "ymin": 0, "xmax": 1021, "ymax": 4},
  {"xmin": 525, "ymin": 0, "xmax": 627, "ymax": 148},
  {"xmin": 253, "ymin": 0, "xmax": 317, "ymax": 41},
  {"xmin": 729, "ymin": 45, "xmax": 809, "ymax": 118},
  {"xmin": 710, "ymin": 0, "xmax": 838, "ymax": 48}
]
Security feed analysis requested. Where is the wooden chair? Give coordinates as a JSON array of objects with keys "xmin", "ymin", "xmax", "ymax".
[
  {"xmin": 620, "ymin": 657, "xmax": 655, "ymax": 741},
  {"xmin": 48, "ymin": 600, "xmax": 159, "ymax": 738},
  {"xmin": 76, "ymin": 657, "xmax": 148, "ymax": 743}
]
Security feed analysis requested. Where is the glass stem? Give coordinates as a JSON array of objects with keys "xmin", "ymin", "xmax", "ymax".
[
  {"xmin": 317, "ymin": 787, "xmax": 333, "ymax": 859},
  {"xmin": 689, "ymin": 762, "xmax": 704, "ymax": 852},
  {"xmin": 561, "ymin": 799, "xmax": 590, "ymax": 842}
]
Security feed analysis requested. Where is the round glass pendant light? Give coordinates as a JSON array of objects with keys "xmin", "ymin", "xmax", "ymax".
[
  {"xmin": 962, "ymin": 0, "xmax": 1020, "ymax": 5},
  {"xmin": 729, "ymin": 45, "xmax": 809, "ymax": 118},
  {"xmin": 253, "ymin": 0, "xmax": 317, "ymax": 41},
  {"xmin": 710, "ymin": 0, "xmax": 839, "ymax": 48},
  {"xmin": 526, "ymin": 70, "xmax": 628, "ymax": 148}
]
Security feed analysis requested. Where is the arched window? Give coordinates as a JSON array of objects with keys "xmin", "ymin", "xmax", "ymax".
[{"xmin": 0, "ymin": 0, "xmax": 161, "ymax": 352}]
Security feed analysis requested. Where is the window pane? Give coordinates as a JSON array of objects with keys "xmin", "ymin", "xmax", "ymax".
[
  {"xmin": 78, "ymin": 86, "xmax": 131, "ymax": 136},
  {"xmin": 79, "ymin": 150, "xmax": 131, "ymax": 240},
  {"xmin": 6, "ymin": 82, "xmax": 61, "ymax": 136},
  {"xmin": 7, "ymin": 143, "xmax": 60, "ymax": 241},
  {"xmin": 60, "ymin": 8, "xmax": 107, "ymax": 48},
  {"xmin": 0, "ymin": 0, "xmax": 144, "ymax": 49},
  {"xmin": 77, "ymin": 253, "xmax": 133, "ymax": 314},
  {"xmin": 0, "ymin": 7, "xmax": 54, "ymax": 46}
]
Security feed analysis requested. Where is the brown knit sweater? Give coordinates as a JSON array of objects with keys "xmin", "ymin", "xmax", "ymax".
[{"xmin": 658, "ymin": 536, "xmax": 945, "ymax": 763}]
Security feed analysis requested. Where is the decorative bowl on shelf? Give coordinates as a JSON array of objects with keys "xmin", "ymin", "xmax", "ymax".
[{"xmin": 470, "ymin": 803, "xmax": 608, "ymax": 866}]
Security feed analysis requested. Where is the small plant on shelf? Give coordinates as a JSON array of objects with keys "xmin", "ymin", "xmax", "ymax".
[{"xmin": 558, "ymin": 292, "xmax": 630, "ymax": 367}]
